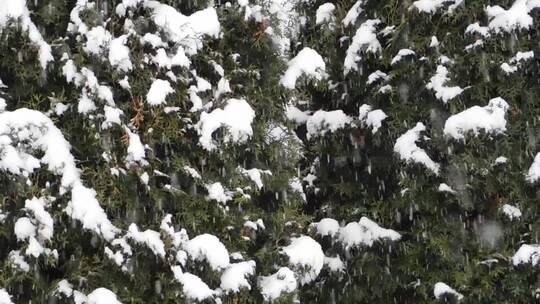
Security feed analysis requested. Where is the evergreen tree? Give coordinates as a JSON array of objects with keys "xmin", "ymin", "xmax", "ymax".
[{"xmin": 1, "ymin": 0, "xmax": 540, "ymax": 303}]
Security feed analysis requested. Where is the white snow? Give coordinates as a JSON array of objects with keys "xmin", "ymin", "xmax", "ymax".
[
  {"xmin": 109, "ymin": 35, "xmax": 132, "ymax": 72},
  {"xmin": 344, "ymin": 19, "xmax": 381, "ymax": 75},
  {"xmin": 281, "ymin": 48, "xmax": 326, "ymax": 89},
  {"xmin": 394, "ymin": 122, "xmax": 440, "ymax": 174},
  {"xmin": 465, "ymin": 22, "xmax": 490, "ymax": 37},
  {"xmin": 87, "ymin": 288, "xmax": 122, "ymax": 304},
  {"xmin": 311, "ymin": 218, "xmax": 340, "ymax": 237},
  {"xmin": 358, "ymin": 104, "xmax": 387, "ymax": 133},
  {"xmin": 367, "ymin": 70, "xmax": 389, "ymax": 85},
  {"xmin": 78, "ymin": 93, "xmax": 97, "ymax": 114},
  {"xmin": 239, "ymin": 168, "xmax": 272, "ymax": 189},
  {"xmin": 443, "ymin": 97, "xmax": 509, "ymax": 140},
  {"xmin": 184, "ymin": 234, "xmax": 230, "ymax": 270},
  {"xmin": 433, "ymin": 282, "xmax": 463, "ymax": 301},
  {"xmin": 55, "ymin": 279, "xmax": 74, "ymax": 298},
  {"xmin": 84, "ymin": 26, "xmax": 112, "ymax": 56},
  {"xmin": 160, "ymin": 214, "xmax": 189, "ymax": 249},
  {"xmin": 171, "ymin": 266, "xmax": 215, "ymax": 301},
  {"xmin": 24, "ymin": 197, "xmax": 53, "ymax": 240},
  {"xmin": 124, "ymin": 127, "xmax": 146, "ymax": 165},
  {"xmin": 324, "ymin": 256, "xmax": 345, "ymax": 273},
  {"xmin": 183, "ymin": 166, "xmax": 201, "ymax": 179},
  {"xmin": 143, "ymin": 3, "xmax": 220, "ymax": 55},
  {"xmin": 14, "ymin": 217, "xmax": 35, "ymax": 241},
  {"xmin": 285, "ymin": 104, "xmax": 311, "ymax": 124},
  {"xmin": 147, "ymin": 79, "xmax": 174, "ymax": 106},
  {"xmin": 526, "ymin": 152, "xmax": 540, "ymax": 183},
  {"xmin": 8, "ymin": 250, "xmax": 29, "ymax": 272},
  {"xmin": 282, "ymin": 236, "xmax": 324, "ymax": 285},
  {"xmin": 438, "ymin": 183, "xmax": 456, "ymax": 193},
  {"xmin": 486, "ymin": 0, "xmax": 540, "ymax": 33},
  {"xmin": 259, "ymin": 267, "xmax": 297, "ymax": 301},
  {"xmin": 0, "ymin": 0, "xmax": 53, "ymax": 69},
  {"xmin": 0, "ymin": 109, "xmax": 117, "ymax": 240},
  {"xmin": 142, "ymin": 33, "xmax": 165, "ymax": 49},
  {"xmin": 426, "ymin": 65, "xmax": 464, "ymax": 103},
  {"xmin": 501, "ymin": 62, "xmax": 518, "ymax": 74},
  {"xmin": 306, "ymin": 110, "xmax": 352, "ymax": 139},
  {"xmin": 127, "ymin": 224, "xmax": 165, "ymax": 257},
  {"xmin": 316, "ymin": 3, "xmax": 335, "ymax": 25},
  {"xmin": 197, "ymin": 98, "xmax": 255, "ymax": 150},
  {"xmin": 430, "ymin": 36, "xmax": 440, "ymax": 47},
  {"xmin": 502, "ymin": 204, "xmax": 522, "ymax": 220},
  {"xmin": 97, "ymin": 86, "xmax": 114, "ymax": 106},
  {"xmin": 412, "ymin": 0, "xmax": 463, "ymax": 13},
  {"xmin": 495, "ymin": 156, "xmax": 508, "ymax": 165},
  {"xmin": 0, "ymin": 289, "xmax": 13, "ymax": 304},
  {"xmin": 513, "ymin": 244, "xmax": 540, "ymax": 265},
  {"xmin": 205, "ymin": 182, "xmax": 233, "ymax": 204},
  {"xmin": 342, "ymin": 1, "xmax": 364, "ymax": 26},
  {"xmin": 337, "ymin": 217, "xmax": 401, "ymax": 249},
  {"xmin": 500, "ymin": 50, "xmax": 534, "ymax": 74},
  {"xmin": 220, "ymin": 261, "xmax": 256, "ymax": 293},
  {"xmin": 391, "ymin": 49, "xmax": 416, "ymax": 65},
  {"xmin": 102, "ymin": 106, "xmax": 123, "ymax": 129}
]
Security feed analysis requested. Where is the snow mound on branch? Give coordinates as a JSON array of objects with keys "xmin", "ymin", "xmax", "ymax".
[
  {"xmin": 316, "ymin": 3, "xmax": 335, "ymax": 25},
  {"xmin": 84, "ymin": 26, "xmax": 112, "ymax": 56},
  {"xmin": 338, "ymin": 217, "xmax": 401, "ymax": 249},
  {"xmin": 306, "ymin": 110, "xmax": 353, "ymax": 139},
  {"xmin": 394, "ymin": 122, "xmax": 440, "ymax": 174},
  {"xmin": 411, "ymin": 0, "xmax": 463, "ymax": 13},
  {"xmin": 526, "ymin": 152, "xmax": 540, "ymax": 183},
  {"xmin": 184, "ymin": 234, "xmax": 230, "ymax": 270},
  {"xmin": 443, "ymin": 97, "xmax": 509, "ymax": 140},
  {"xmin": 239, "ymin": 168, "xmax": 272, "ymax": 189},
  {"xmin": 197, "ymin": 99, "xmax": 255, "ymax": 150},
  {"xmin": 109, "ymin": 35, "xmax": 132, "ymax": 72},
  {"xmin": 513, "ymin": 244, "xmax": 540, "ymax": 265},
  {"xmin": 87, "ymin": 288, "xmax": 122, "ymax": 304},
  {"xmin": 0, "ymin": 289, "xmax": 13, "ymax": 304},
  {"xmin": 501, "ymin": 204, "xmax": 522, "ymax": 220},
  {"xmin": 324, "ymin": 256, "xmax": 345, "ymax": 273},
  {"xmin": 282, "ymin": 236, "xmax": 324, "ymax": 285},
  {"xmin": 486, "ymin": 0, "xmax": 540, "ymax": 33},
  {"xmin": 127, "ymin": 224, "xmax": 165, "ymax": 257},
  {"xmin": 142, "ymin": 2, "xmax": 220, "ymax": 55},
  {"xmin": 259, "ymin": 267, "xmax": 297, "ymax": 301},
  {"xmin": 311, "ymin": 218, "xmax": 340, "ymax": 237},
  {"xmin": 172, "ymin": 266, "xmax": 215, "ymax": 301},
  {"xmin": 359, "ymin": 104, "xmax": 387, "ymax": 133},
  {"xmin": 124, "ymin": 127, "xmax": 146, "ymax": 165},
  {"xmin": 220, "ymin": 260, "xmax": 256, "ymax": 293},
  {"xmin": 433, "ymin": 282, "xmax": 463, "ymax": 301},
  {"xmin": 344, "ymin": 19, "xmax": 381, "ymax": 75},
  {"xmin": 367, "ymin": 70, "xmax": 389, "ymax": 85},
  {"xmin": 281, "ymin": 48, "xmax": 326, "ymax": 89},
  {"xmin": 500, "ymin": 50, "xmax": 534, "ymax": 74},
  {"xmin": 0, "ymin": 0, "xmax": 53, "ymax": 69},
  {"xmin": 8, "ymin": 250, "xmax": 29, "ymax": 272},
  {"xmin": 426, "ymin": 65, "xmax": 464, "ymax": 103},
  {"xmin": 0, "ymin": 109, "xmax": 118, "ymax": 240},
  {"xmin": 147, "ymin": 79, "xmax": 173, "ymax": 106},
  {"xmin": 205, "ymin": 182, "xmax": 233, "ymax": 204},
  {"xmin": 285, "ymin": 104, "xmax": 310, "ymax": 124},
  {"xmin": 391, "ymin": 49, "xmax": 415, "ymax": 65},
  {"xmin": 15, "ymin": 197, "xmax": 55, "ymax": 258},
  {"xmin": 438, "ymin": 183, "xmax": 456, "ymax": 193},
  {"xmin": 14, "ymin": 217, "xmax": 35, "ymax": 241},
  {"xmin": 343, "ymin": 1, "xmax": 365, "ymax": 26}
]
